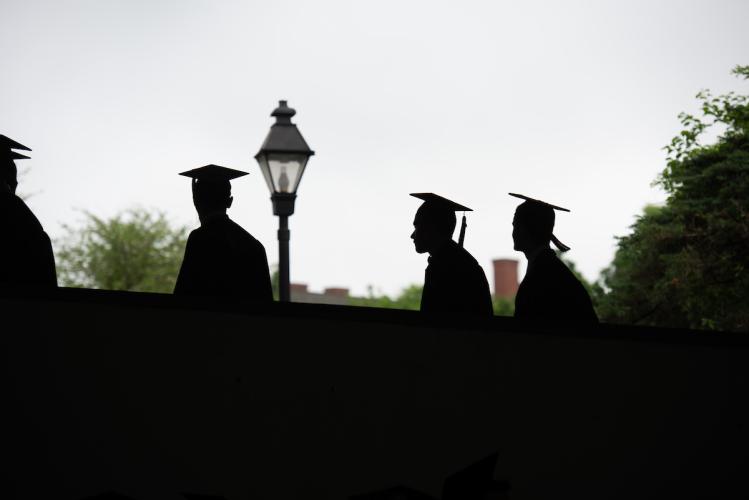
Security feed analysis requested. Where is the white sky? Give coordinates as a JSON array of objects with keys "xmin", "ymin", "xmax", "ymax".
[{"xmin": 2, "ymin": 0, "xmax": 748, "ymax": 297}]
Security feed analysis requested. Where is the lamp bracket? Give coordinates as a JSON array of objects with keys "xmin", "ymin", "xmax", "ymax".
[{"xmin": 271, "ymin": 193, "xmax": 297, "ymax": 216}]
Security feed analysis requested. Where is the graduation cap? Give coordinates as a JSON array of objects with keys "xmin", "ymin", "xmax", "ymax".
[
  {"xmin": 179, "ymin": 164, "xmax": 249, "ymax": 182},
  {"xmin": 0, "ymin": 134, "xmax": 31, "ymax": 160},
  {"xmin": 180, "ymin": 165, "xmax": 249, "ymax": 206},
  {"xmin": 2, "ymin": 150, "xmax": 29, "ymax": 160},
  {"xmin": 509, "ymin": 192, "xmax": 571, "ymax": 252},
  {"xmin": 410, "ymin": 192, "xmax": 473, "ymax": 247}
]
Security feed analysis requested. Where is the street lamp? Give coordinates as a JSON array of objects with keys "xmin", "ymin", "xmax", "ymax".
[{"xmin": 255, "ymin": 100, "xmax": 315, "ymax": 302}]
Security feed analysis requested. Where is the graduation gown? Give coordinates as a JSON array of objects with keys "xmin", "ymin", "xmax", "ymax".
[
  {"xmin": 0, "ymin": 192, "xmax": 57, "ymax": 288},
  {"xmin": 174, "ymin": 214, "xmax": 272, "ymax": 301},
  {"xmin": 421, "ymin": 240, "xmax": 493, "ymax": 316},
  {"xmin": 514, "ymin": 248, "xmax": 597, "ymax": 322}
]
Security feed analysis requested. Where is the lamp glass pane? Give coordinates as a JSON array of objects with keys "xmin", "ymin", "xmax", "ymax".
[
  {"xmin": 267, "ymin": 153, "xmax": 309, "ymax": 194},
  {"xmin": 256, "ymin": 155, "xmax": 276, "ymax": 194}
]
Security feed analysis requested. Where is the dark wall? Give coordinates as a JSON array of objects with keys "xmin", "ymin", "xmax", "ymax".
[{"xmin": 3, "ymin": 288, "xmax": 748, "ymax": 500}]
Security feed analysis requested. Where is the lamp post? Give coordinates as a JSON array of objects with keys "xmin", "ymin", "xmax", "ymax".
[{"xmin": 255, "ymin": 100, "xmax": 315, "ymax": 302}]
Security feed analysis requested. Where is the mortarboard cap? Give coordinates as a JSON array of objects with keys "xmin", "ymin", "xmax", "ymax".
[
  {"xmin": 0, "ymin": 134, "xmax": 32, "ymax": 161},
  {"xmin": 0, "ymin": 134, "xmax": 31, "ymax": 152},
  {"xmin": 410, "ymin": 192, "xmax": 472, "ymax": 247},
  {"xmin": 508, "ymin": 192, "xmax": 569, "ymax": 212},
  {"xmin": 410, "ymin": 192, "xmax": 472, "ymax": 212},
  {"xmin": 509, "ymin": 192, "xmax": 571, "ymax": 251},
  {"xmin": 2, "ymin": 151, "xmax": 30, "ymax": 160},
  {"xmin": 179, "ymin": 164, "xmax": 248, "ymax": 182}
]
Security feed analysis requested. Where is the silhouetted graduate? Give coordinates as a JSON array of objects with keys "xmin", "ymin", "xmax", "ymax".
[
  {"xmin": 174, "ymin": 164, "xmax": 272, "ymax": 301},
  {"xmin": 410, "ymin": 193, "xmax": 493, "ymax": 316},
  {"xmin": 510, "ymin": 193, "xmax": 597, "ymax": 322},
  {"xmin": 0, "ymin": 135, "xmax": 57, "ymax": 288}
]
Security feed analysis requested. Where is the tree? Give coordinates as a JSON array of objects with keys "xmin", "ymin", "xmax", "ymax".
[
  {"xmin": 493, "ymin": 296, "xmax": 514, "ymax": 316},
  {"xmin": 594, "ymin": 65, "xmax": 749, "ymax": 331},
  {"xmin": 56, "ymin": 208, "xmax": 189, "ymax": 293}
]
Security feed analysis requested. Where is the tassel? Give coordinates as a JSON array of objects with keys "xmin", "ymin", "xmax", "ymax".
[
  {"xmin": 458, "ymin": 213, "xmax": 467, "ymax": 247},
  {"xmin": 550, "ymin": 234, "xmax": 570, "ymax": 252}
]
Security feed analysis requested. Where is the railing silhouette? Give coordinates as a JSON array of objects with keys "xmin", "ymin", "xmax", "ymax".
[{"xmin": 4, "ymin": 287, "xmax": 748, "ymax": 500}]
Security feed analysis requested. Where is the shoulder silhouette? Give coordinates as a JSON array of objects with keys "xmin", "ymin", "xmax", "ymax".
[
  {"xmin": 410, "ymin": 193, "xmax": 493, "ymax": 316},
  {"xmin": 0, "ymin": 135, "xmax": 57, "ymax": 289},
  {"xmin": 509, "ymin": 193, "xmax": 597, "ymax": 322},
  {"xmin": 174, "ymin": 164, "xmax": 272, "ymax": 301}
]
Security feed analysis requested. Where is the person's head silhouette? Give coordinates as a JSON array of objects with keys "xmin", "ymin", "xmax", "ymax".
[
  {"xmin": 179, "ymin": 164, "xmax": 248, "ymax": 223},
  {"xmin": 0, "ymin": 135, "xmax": 32, "ymax": 194},
  {"xmin": 410, "ymin": 193, "xmax": 472, "ymax": 254},
  {"xmin": 510, "ymin": 193, "xmax": 570, "ymax": 254}
]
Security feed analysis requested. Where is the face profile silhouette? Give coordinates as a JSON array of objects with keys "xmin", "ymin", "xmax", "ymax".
[
  {"xmin": 410, "ymin": 193, "xmax": 471, "ymax": 254},
  {"xmin": 0, "ymin": 157, "xmax": 17, "ymax": 194},
  {"xmin": 0, "ymin": 134, "xmax": 31, "ymax": 194},
  {"xmin": 508, "ymin": 193, "xmax": 597, "ymax": 322},
  {"xmin": 512, "ymin": 202, "xmax": 555, "ymax": 252},
  {"xmin": 0, "ymin": 135, "xmax": 57, "ymax": 288},
  {"xmin": 411, "ymin": 203, "xmax": 456, "ymax": 254},
  {"xmin": 510, "ymin": 193, "xmax": 571, "ymax": 253},
  {"xmin": 409, "ymin": 193, "xmax": 492, "ymax": 315}
]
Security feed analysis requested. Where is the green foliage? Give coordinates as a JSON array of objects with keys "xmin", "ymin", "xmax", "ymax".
[
  {"xmin": 349, "ymin": 284, "xmax": 423, "ymax": 310},
  {"xmin": 595, "ymin": 65, "xmax": 749, "ymax": 331},
  {"xmin": 351, "ymin": 284, "xmax": 521, "ymax": 315},
  {"xmin": 56, "ymin": 208, "xmax": 189, "ymax": 293},
  {"xmin": 493, "ymin": 296, "xmax": 514, "ymax": 316},
  {"xmin": 592, "ymin": 205, "xmax": 686, "ymax": 327},
  {"xmin": 660, "ymin": 65, "xmax": 749, "ymax": 188}
]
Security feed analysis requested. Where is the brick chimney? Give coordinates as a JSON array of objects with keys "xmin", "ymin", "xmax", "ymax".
[
  {"xmin": 492, "ymin": 259, "xmax": 519, "ymax": 299},
  {"xmin": 324, "ymin": 287, "xmax": 349, "ymax": 298},
  {"xmin": 290, "ymin": 283, "xmax": 308, "ymax": 294}
]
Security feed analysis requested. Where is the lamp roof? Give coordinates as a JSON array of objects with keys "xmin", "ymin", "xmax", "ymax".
[{"xmin": 255, "ymin": 100, "xmax": 314, "ymax": 156}]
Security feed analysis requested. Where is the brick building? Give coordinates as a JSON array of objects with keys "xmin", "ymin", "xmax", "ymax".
[{"xmin": 290, "ymin": 257, "xmax": 521, "ymax": 305}]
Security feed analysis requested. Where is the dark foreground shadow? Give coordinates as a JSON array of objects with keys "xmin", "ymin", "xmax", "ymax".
[{"xmin": 350, "ymin": 453, "xmax": 510, "ymax": 500}]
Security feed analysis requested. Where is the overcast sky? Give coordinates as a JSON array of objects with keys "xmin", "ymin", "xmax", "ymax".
[{"xmin": 2, "ymin": 0, "xmax": 747, "ymax": 297}]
